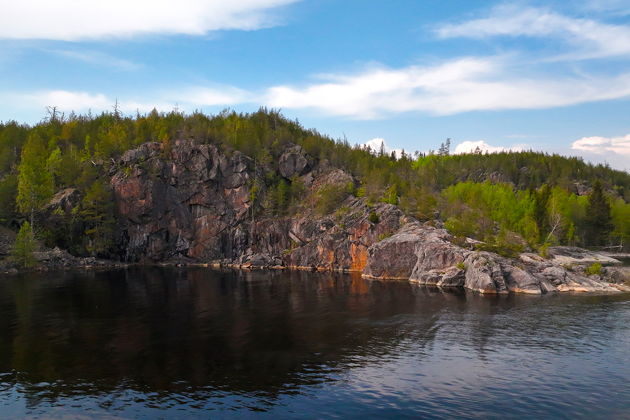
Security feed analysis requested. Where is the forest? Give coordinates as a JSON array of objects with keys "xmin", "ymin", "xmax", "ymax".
[{"xmin": 1, "ymin": 107, "xmax": 629, "ymax": 261}]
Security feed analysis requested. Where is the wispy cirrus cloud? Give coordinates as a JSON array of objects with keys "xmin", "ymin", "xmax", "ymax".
[
  {"xmin": 3, "ymin": 85, "xmax": 252, "ymax": 116},
  {"xmin": 435, "ymin": 4, "xmax": 630, "ymax": 60},
  {"xmin": 264, "ymin": 57, "xmax": 630, "ymax": 118},
  {"xmin": 48, "ymin": 49, "xmax": 142, "ymax": 71},
  {"xmin": 0, "ymin": 0, "xmax": 299, "ymax": 41}
]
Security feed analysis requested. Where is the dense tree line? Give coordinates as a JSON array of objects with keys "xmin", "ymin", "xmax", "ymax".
[{"xmin": 0, "ymin": 108, "xmax": 628, "ymax": 260}]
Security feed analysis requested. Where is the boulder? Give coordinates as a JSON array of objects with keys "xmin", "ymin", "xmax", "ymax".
[
  {"xmin": 278, "ymin": 145, "xmax": 310, "ymax": 179},
  {"xmin": 43, "ymin": 188, "xmax": 81, "ymax": 215}
]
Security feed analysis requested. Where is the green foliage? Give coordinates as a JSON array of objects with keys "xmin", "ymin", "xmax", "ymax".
[
  {"xmin": 377, "ymin": 232, "xmax": 392, "ymax": 241},
  {"xmin": 584, "ymin": 180, "xmax": 613, "ymax": 246},
  {"xmin": 438, "ymin": 180, "xmax": 625, "ymax": 251},
  {"xmin": 399, "ymin": 186, "xmax": 436, "ymax": 221},
  {"xmin": 79, "ymin": 180, "xmax": 115, "ymax": 256},
  {"xmin": 368, "ymin": 211, "xmax": 380, "ymax": 224},
  {"xmin": 334, "ymin": 206, "xmax": 351, "ymax": 222},
  {"xmin": 382, "ymin": 184, "xmax": 399, "ymax": 205},
  {"xmin": 538, "ymin": 242, "xmax": 551, "ymax": 259},
  {"xmin": 476, "ymin": 228, "xmax": 526, "ymax": 258},
  {"xmin": 0, "ymin": 108, "xmax": 629, "ymax": 256},
  {"xmin": 12, "ymin": 221, "xmax": 37, "ymax": 268},
  {"xmin": 455, "ymin": 262, "xmax": 466, "ymax": 270},
  {"xmin": 585, "ymin": 262, "xmax": 603, "ymax": 276},
  {"xmin": 0, "ymin": 175, "xmax": 18, "ymax": 223},
  {"xmin": 611, "ymin": 197, "xmax": 630, "ymax": 248},
  {"xmin": 17, "ymin": 133, "xmax": 55, "ymax": 221},
  {"xmin": 441, "ymin": 182, "xmax": 539, "ymax": 247},
  {"xmin": 315, "ymin": 184, "xmax": 349, "ymax": 215}
]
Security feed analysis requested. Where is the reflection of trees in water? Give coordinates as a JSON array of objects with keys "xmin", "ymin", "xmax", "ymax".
[
  {"xmin": 0, "ymin": 268, "xmax": 626, "ymax": 408},
  {"xmin": 0, "ymin": 268, "xmax": 444, "ymax": 406}
]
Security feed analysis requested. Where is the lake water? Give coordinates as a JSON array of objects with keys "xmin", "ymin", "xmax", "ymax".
[{"xmin": 1, "ymin": 268, "xmax": 629, "ymax": 419}]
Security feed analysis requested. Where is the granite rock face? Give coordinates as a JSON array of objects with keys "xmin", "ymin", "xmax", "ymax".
[
  {"xmin": 109, "ymin": 140, "xmax": 404, "ymax": 271},
  {"xmin": 363, "ymin": 222, "xmax": 625, "ymax": 294},
  {"xmin": 22, "ymin": 138, "xmax": 619, "ymax": 294},
  {"xmin": 278, "ymin": 145, "xmax": 311, "ymax": 179},
  {"xmin": 111, "ymin": 140, "xmax": 254, "ymax": 262}
]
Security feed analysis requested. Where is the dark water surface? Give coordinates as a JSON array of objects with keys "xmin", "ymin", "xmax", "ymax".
[{"xmin": 1, "ymin": 268, "xmax": 629, "ymax": 419}]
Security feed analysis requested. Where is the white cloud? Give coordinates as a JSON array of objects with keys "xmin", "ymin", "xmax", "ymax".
[
  {"xmin": 581, "ymin": 0, "xmax": 630, "ymax": 15},
  {"xmin": 570, "ymin": 134, "xmax": 630, "ymax": 171},
  {"xmin": 572, "ymin": 134, "xmax": 630, "ymax": 156},
  {"xmin": 17, "ymin": 90, "xmax": 112, "ymax": 111},
  {"xmin": 48, "ymin": 50, "xmax": 141, "ymax": 71},
  {"xmin": 5, "ymin": 86, "xmax": 252, "ymax": 115},
  {"xmin": 264, "ymin": 57, "xmax": 630, "ymax": 118},
  {"xmin": 0, "ymin": 0, "xmax": 299, "ymax": 41},
  {"xmin": 453, "ymin": 140, "xmax": 526, "ymax": 154},
  {"xmin": 363, "ymin": 138, "xmax": 404, "ymax": 158},
  {"xmin": 436, "ymin": 5, "xmax": 630, "ymax": 60},
  {"xmin": 178, "ymin": 86, "xmax": 251, "ymax": 107}
]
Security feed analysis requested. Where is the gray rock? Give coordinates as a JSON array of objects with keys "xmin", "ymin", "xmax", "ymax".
[
  {"xmin": 363, "ymin": 222, "xmax": 621, "ymax": 294},
  {"xmin": 548, "ymin": 246, "xmax": 621, "ymax": 266},
  {"xmin": 279, "ymin": 145, "xmax": 310, "ymax": 179}
]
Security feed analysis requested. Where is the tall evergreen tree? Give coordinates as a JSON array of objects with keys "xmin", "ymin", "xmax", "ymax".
[
  {"xmin": 16, "ymin": 133, "xmax": 54, "ymax": 225},
  {"xmin": 533, "ymin": 184, "xmax": 551, "ymax": 241},
  {"xmin": 585, "ymin": 180, "xmax": 613, "ymax": 246},
  {"xmin": 80, "ymin": 180, "xmax": 115, "ymax": 256}
]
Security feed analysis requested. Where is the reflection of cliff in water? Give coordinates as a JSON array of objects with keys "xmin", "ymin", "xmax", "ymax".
[
  {"xmin": 0, "ymin": 269, "xmax": 444, "ymax": 401},
  {"xmin": 0, "ymin": 268, "xmax": 626, "ymax": 407}
]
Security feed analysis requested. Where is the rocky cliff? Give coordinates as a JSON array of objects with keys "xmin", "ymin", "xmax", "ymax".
[
  {"xmin": 103, "ymin": 139, "xmax": 630, "ymax": 294},
  {"xmin": 16, "ymin": 139, "xmax": 623, "ymax": 293},
  {"xmin": 109, "ymin": 139, "xmax": 407, "ymax": 270}
]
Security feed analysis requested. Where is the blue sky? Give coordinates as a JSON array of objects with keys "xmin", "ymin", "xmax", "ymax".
[{"xmin": 1, "ymin": 0, "xmax": 630, "ymax": 170}]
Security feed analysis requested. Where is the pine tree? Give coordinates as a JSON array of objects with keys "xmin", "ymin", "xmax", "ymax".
[
  {"xmin": 80, "ymin": 180, "xmax": 115, "ymax": 256},
  {"xmin": 533, "ymin": 184, "xmax": 550, "ymax": 241},
  {"xmin": 585, "ymin": 180, "xmax": 613, "ymax": 246},
  {"xmin": 16, "ymin": 133, "xmax": 54, "ymax": 225},
  {"xmin": 12, "ymin": 221, "xmax": 37, "ymax": 268}
]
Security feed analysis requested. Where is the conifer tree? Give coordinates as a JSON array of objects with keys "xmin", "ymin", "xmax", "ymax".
[
  {"xmin": 16, "ymin": 133, "xmax": 54, "ymax": 225},
  {"xmin": 585, "ymin": 180, "xmax": 613, "ymax": 246},
  {"xmin": 80, "ymin": 180, "xmax": 115, "ymax": 256},
  {"xmin": 12, "ymin": 221, "xmax": 37, "ymax": 268}
]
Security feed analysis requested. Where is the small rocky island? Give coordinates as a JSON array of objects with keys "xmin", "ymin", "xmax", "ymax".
[{"xmin": 2, "ymin": 137, "xmax": 628, "ymax": 294}]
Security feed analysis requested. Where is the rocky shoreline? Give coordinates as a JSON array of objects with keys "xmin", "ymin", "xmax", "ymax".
[
  {"xmin": 1, "ymin": 239, "xmax": 628, "ymax": 295},
  {"xmin": 1, "ymin": 139, "xmax": 628, "ymax": 294}
]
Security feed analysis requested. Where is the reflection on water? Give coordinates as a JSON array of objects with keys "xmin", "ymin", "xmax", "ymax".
[{"xmin": 0, "ymin": 268, "xmax": 629, "ymax": 419}]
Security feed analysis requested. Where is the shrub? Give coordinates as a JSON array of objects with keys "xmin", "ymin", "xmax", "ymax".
[
  {"xmin": 456, "ymin": 262, "xmax": 466, "ymax": 270},
  {"xmin": 585, "ymin": 262, "xmax": 603, "ymax": 276},
  {"xmin": 368, "ymin": 211, "xmax": 380, "ymax": 224},
  {"xmin": 377, "ymin": 232, "xmax": 392, "ymax": 241},
  {"xmin": 538, "ymin": 242, "xmax": 551, "ymax": 259},
  {"xmin": 12, "ymin": 221, "xmax": 37, "ymax": 268},
  {"xmin": 315, "ymin": 184, "xmax": 349, "ymax": 215}
]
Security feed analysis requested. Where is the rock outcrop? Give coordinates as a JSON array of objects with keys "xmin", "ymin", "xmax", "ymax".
[
  {"xmin": 0, "ymin": 226, "xmax": 15, "ymax": 257},
  {"xmin": 278, "ymin": 145, "xmax": 311, "ymax": 179},
  {"xmin": 363, "ymin": 222, "xmax": 627, "ymax": 294},
  {"xmin": 8, "ymin": 138, "xmax": 618, "ymax": 294},
  {"xmin": 110, "ymin": 140, "xmax": 405, "ymax": 271},
  {"xmin": 547, "ymin": 246, "xmax": 622, "ymax": 266}
]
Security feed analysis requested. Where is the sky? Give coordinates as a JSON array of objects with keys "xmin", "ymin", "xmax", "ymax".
[{"xmin": 1, "ymin": 0, "xmax": 629, "ymax": 171}]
